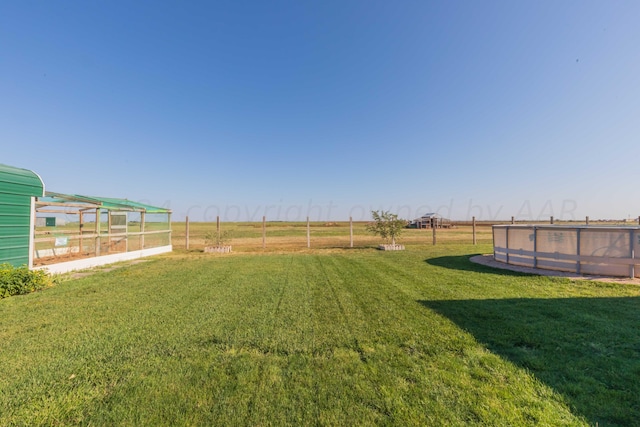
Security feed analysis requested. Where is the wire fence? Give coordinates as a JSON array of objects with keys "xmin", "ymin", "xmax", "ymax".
[
  {"xmin": 171, "ymin": 217, "xmax": 495, "ymax": 252},
  {"xmin": 171, "ymin": 215, "xmax": 640, "ymax": 253}
]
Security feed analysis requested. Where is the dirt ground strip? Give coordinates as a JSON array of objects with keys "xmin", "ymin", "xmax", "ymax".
[{"xmin": 470, "ymin": 255, "xmax": 640, "ymax": 285}]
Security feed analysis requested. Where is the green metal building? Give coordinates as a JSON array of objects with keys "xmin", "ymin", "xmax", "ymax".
[{"xmin": 0, "ymin": 164, "xmax": 45, "ymax": 267}]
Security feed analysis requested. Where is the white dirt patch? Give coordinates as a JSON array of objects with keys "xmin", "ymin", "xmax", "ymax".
[{"xmin": 69, "ymin": 259, "xmax": 148, "ymax": 280}]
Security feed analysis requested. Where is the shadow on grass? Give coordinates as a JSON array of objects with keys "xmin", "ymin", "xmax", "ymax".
[
  {"xmin": 426, "ymin": 254, "xmax": 533, "ymax": 277},
  {"xmin": 420, "ymin": 296, "xmax": 640, "ymax": 427}
]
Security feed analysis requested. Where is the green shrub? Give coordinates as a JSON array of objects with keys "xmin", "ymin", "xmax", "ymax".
[{"xmin": 0, "ymin": 264, "xmax": 56, "ymax": 299}]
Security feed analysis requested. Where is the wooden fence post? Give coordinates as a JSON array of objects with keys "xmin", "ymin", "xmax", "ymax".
[
  {"xmin": 586, "ymin": 216, "xmax": 589, "ymax": 226},
  {"xmin": 472, "ymin": 216, "xmax": 476, "ymax": 245},
  {"xmin": 350, "ymin": 216, "xmax": 353, "ymax": 248},
  {"xmin": 185, "ymin": 216, "xmax": 190, "ymax": 250},
  {"xmin": 550, "ymin": 216, "xmax": 554, "ymax": 225},
  {"xmin": 511, "ymin": 216, "xmax": 515, "ymax": 225},
  {"xmin": 432, "ymin": 224, "xmax": 437, "ymax": 245}
]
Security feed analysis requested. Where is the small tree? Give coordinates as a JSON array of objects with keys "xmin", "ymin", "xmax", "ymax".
[
  {"xmin": 205, "ymin": 230, "xmax": 232, "ymax": 247},
  {"xmin": 365, "ymin": 210, "xmax": 406, "ymax": 246}
]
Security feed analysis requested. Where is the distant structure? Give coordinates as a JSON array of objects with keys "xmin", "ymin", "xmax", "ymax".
[
  {"xmin": 35, "ymin": 217, "xmax": 67, "ymax": 227},
  {"xmin": 408, "ymin": 213, "xmax": 451, "ymax": 229}
]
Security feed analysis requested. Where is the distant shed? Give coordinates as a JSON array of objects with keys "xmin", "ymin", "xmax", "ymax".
[
  {"xmin": 0, "ymin": 164, "xmax": 45, "ymax": 267},
  {"xmin": 409, "ymin": 213, "xmax": 451, "ymax": 229}
]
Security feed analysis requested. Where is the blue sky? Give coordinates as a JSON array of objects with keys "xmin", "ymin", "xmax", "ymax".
[{"xmin": 2, "ymin": 1, "xmax": 639, "ymax": 221}]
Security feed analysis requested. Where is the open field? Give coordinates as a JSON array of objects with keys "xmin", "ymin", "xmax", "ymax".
[
  {"xmin": 171, "ymin": 221, "xmax": 495, "ymax": 252},
  {"xmin": 2, "ymin": 242, "xmax": 640, "ymax": 426}
]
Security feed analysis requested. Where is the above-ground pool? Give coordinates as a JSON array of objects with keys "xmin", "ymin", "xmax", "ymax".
[{"xmin": 493, "ymin": 225, "xmax": 640, "ymax": 278}]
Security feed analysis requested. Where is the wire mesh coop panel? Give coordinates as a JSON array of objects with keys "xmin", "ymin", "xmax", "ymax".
[{"xmin": 34, "ymin": 193, "xmax": 171, "ymax": 267}]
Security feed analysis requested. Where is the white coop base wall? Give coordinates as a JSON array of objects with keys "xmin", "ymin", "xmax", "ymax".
[{"xmin": 34, "ymin": 245, "xmax": 172, "ymax": 274}]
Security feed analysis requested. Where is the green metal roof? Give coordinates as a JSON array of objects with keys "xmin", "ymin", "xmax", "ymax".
[
  {"xmin": 0, "ymin": 163, "xmax": 45, "ymax": 197},
  {"xmin": 41, "ymin": 192, "xmax": 171, "ymax": 213},
  {"xmin": 91, "ymin": 197, "xmax": 171, "ymax": 213}
]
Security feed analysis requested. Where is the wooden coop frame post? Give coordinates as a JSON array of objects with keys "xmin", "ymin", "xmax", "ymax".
[
  {"xmin": 167, "ymin": 212, "xmax": 172, "ymax": 245},
  {"xmin": 79, "ymin": 211, "xmax": 84, "ymax": 255},
  {"xmin": 95, "ymin": 208, "xmax": 101, "ymax": 256},
  {"xmin": 140, "ymin": 211, "xmax": 146, "ymax": 249},
  {"xmin": 107, "ymin": 210, "xmax": 113, "ymax": 253}
]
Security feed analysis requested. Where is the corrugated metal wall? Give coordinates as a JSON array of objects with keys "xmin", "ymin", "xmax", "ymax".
[{"xmin": 0, "ymin": 164, "xmax": 44, "ymax": 267}]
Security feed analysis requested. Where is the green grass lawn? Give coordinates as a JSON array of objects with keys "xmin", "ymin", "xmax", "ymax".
[{"xmin": 2, "ymin": 244, "xmax": 640, "ymax": 425}]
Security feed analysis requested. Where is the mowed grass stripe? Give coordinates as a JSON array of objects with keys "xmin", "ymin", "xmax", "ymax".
[
  {"xmin": 1, "ymin": 257, "xmax": 247, "ymax": 425},
  {"xmin": 5, "ymin": 248, "xmax": 635, "ymax": 425},
  {"xmin": 306, "ymin": 252, "xmax": 581, "ymax": 425}
]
